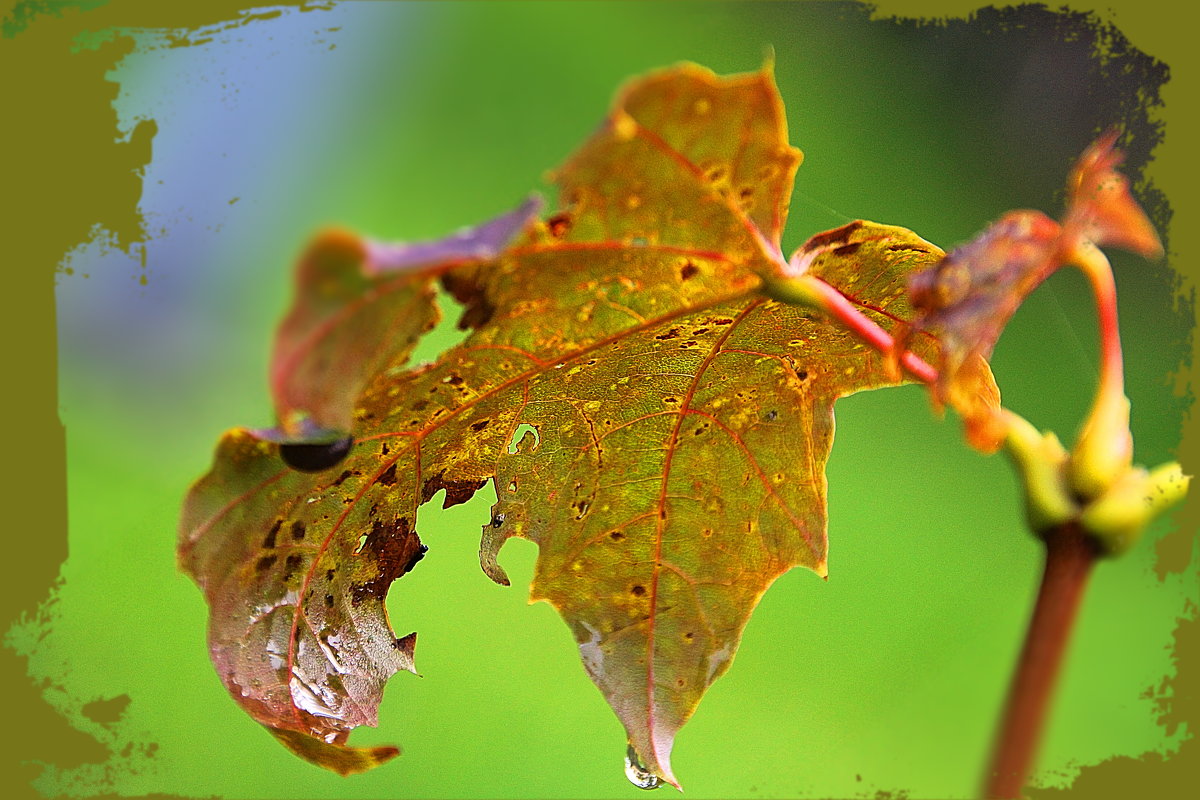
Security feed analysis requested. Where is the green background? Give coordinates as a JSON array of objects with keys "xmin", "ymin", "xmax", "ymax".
[{"xmin": 4, "ymin": 2, "xmax": 1194, "ymax": 798}]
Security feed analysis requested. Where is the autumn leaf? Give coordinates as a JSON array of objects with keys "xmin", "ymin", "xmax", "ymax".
[
  {"xmin": 180, "ymin": 62, "xmax": 951, "ymax": 786},
  {"xmin": 267, "ymin": 196, "xmax": 542, "ymax": 440}
]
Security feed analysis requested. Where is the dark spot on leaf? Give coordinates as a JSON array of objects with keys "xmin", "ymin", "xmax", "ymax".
[
  {"xmin": 350, "ymin": 517, "xmax": 424, "ymax": 604},
  {"xmin": 471, "ymin": 419, "xmax": 490, "ymax": 432},
  {"xmin": 375, "ymin": 463, "xmax": 398, "ymax": 487},
  {"xmin": 445, "ymin": 374, "xmax": 465, "ymax": 386},
  {"xmin": 325, "ymin": 568, "xmax": 335, "ymax": 581},
  {"xmin": 888, "ymin": 243, "xmax": 930, "ymax": 253},
  {"xmin": 692, "ymin": 327, "xmax": 709, "ymax": 336},
  {"xmin": 573, "ymin": 499, "xmax": 591, "ymax": 520},
  {"xmin": 683, "ymin": 631, "xmax": 694, "ymax": 642},
  {"xmin": 279, "ymin": 436, "xmax": 354, "ymax": 473},
  {"xmin": 381, "ymin": 442, "xmax": 389, "ymax": 456},
  {"xmin": 738, "ymin": 186, "xmax": 753, "ymax": 199},
  {"xmin": 704, "ymin": 164, "xmax": 728, "ymax": 183},
  {"xmin": 331, "ymin": 470, "xmax": 353, "ymax": 488},
  {"xmin": 833, "ymin": 242, "xmax": 862, "ymax": 257},
  {"xmin": 324, "ymin": 594, "xmax": 334, "ymax": 608},
  {"xmin": 765, "ymin": 410, "xmax": 778, "ymax": 421},
  {"xmin": 412, "ymin": 399, "xmax": 428, "ymax": 411},
  {"xmin": 491, "ymin": 513, "xmax": 506, "ymax": 528},
  {"xmin": 679, "ymin": 260, "xmax": 699, "ymax": 281},
  {"xmin": 284, "ymin": 554, "xmax": 304, "ymax": 578},
  {"xmin": 675, "ymin": 678, "xmax": 686, "ymax": 688},
  {"xmin": 803, "ymin": 220, "xmax": 862, "ymax": 251},
  {"xmin": 394, "ymin": 631, "xmax": 417, "ymax": 657},
  {"xmin": 630, "ymin": 585, "xmax": 646, "ymax": 597},
  {"xmin": 421, "ymin": 470, "xmax": 486, "ymax": 508},
  {"xmin": 290, "ymin": 520, "xmax": 307, "ymax": 541},
  {"xmin": 713, "ymin": 317, "xmax": 734, "ymax": 325},
  {"xmin": 797, "ymin": 370, "xmax": 809, "ymax": 381},
  {"xmin": 546, "ymin": 212, "xmax": 572, "ymax": 237},
  {"xmin": 263, "ymin": 519, "xmax": 282, "ymax": 549},
  {"xmin": 255, "ymin": 555, "xmax": 277, "ymax": 573},
  {"xmin": 609, "ymin": 530, "xmax": 625, "ymax": 542},
  {"xmin": 655, "ymin": 327, "xmax": 681, "ymax": 341},
  {"xmin": 441, "ymin": 271, "xmax": 495, "ymax": 330}
]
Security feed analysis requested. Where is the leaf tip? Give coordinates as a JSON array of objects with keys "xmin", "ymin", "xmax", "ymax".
[
  {"xmin": 1067, "ymin": 131, "xmax": 1163, "ymax": 259},
  {"xmin": 266, "ymin": 726, "xmax": 401, "ymax": 776},
  {"xmin": 760, "ymin": 44, "xmax": 777, "ymax": 76}
]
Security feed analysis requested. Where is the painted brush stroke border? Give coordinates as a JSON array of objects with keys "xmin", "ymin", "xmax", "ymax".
[{"xmin": 0, "ymin": 0, "xmax": 1193, "ymax": 798}]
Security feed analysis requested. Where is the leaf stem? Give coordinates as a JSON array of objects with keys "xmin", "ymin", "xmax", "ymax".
[
  {"xmin": 765, "ymin": 274, "xmax": 939, "ymax": 384},
  {"xmin": 1070, "ymin": 243, "xmax": 1123, "ymax": 402},
  {"xmin": 983, "ymin": 523, "xmax": 1098, "ymax": 799},
  {"xmin": 1064, "ymin": 244, "xmax": 1133, "ymax": 499}
]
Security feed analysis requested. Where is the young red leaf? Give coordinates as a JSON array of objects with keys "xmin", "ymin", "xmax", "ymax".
[
  {"xmin": 1064, "ymin": 130, "xmax": 1162, "ymax": 259},
  {"xmin": 181, "ymin": 62, "xmax": 965, "ymax": 787},
  {"xmin": 893, "ymin": 133, "xmax": 1159, "ymax": 453},
  {"xmin": 896, "ymin": 209, "xmax": 1059, "ymax": 449}
]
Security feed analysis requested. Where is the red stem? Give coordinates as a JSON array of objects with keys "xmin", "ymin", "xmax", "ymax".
[
  {"xmin": 984, "ymin": 524, "xmax": 1098, "ymax": 799},
  {"xmin": 1073, "ymin": 246, "xmax": 1124, "ymax": 406},
  {"xmin": 804, "ymin": 276, "xmax": 939, "ymax": 384}
]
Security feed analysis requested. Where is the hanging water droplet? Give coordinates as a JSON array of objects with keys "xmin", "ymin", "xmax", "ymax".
[{"xmin": 624, "ymin": 742, "xmax": 660, "ymax": 790}]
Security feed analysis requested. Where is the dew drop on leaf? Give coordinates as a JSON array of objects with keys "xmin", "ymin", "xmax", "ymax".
[
  {"xmin": 624, "ymin": 742, "xmax": 661, "ymax": 790},
  {"xmin": 279, "ymin": 436, "xmax": 354, "ymax": 473}
]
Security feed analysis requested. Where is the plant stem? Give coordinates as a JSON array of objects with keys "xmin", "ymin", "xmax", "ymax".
[
  {"xmin": 801, "ymin": 275, "xmax": 939, "ymax": 384},
  {"xmin": 984, "ymin": 523, "xmax": 1099, "ymax": 799}
]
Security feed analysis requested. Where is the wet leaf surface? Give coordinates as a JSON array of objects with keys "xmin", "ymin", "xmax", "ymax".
[{"xmin": 181, "ymin": 62, "xmax": 950, "ymax": 784}]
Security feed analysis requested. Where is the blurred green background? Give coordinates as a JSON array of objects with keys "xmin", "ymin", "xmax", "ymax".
[{"xmin": 10, "ymin": 2, "xmax": 1193, "ymax": 798}]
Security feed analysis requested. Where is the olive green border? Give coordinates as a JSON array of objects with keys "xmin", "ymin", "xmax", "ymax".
[{"xmin": 1, "ymin": 1, "xmax": 1193, "ymax": 798}]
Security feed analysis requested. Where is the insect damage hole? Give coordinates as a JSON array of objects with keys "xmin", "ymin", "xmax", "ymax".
[
  {"xmin": 506, "ymin": 422, "xmax": 540, "ymax": 455},
  {"xmin": 406, "ymin": 284, "xmax": 472, "ymax": 367}
]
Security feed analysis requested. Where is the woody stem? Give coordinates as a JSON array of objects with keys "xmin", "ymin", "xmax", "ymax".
[{"xmin": 984, "ymin": 524, "xmax": 1098, "ymax": 799}]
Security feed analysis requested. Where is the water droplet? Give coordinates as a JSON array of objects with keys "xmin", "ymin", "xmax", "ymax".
[
  {"xmin": 280, "ymin": 436, "xmax": 354, "ymax": 472},
  {"xmin": 624, "ymin": 743, "xmax": 660, "ymax": 790}
]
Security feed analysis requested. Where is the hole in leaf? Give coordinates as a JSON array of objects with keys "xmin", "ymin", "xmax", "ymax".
[
  {"xmin": 507, "ymin": 423, "xmax": 540, "ymax": 454},
  {"xmin": 408, "ymin": 284, "xmax": 471, "ymax": 366}
]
